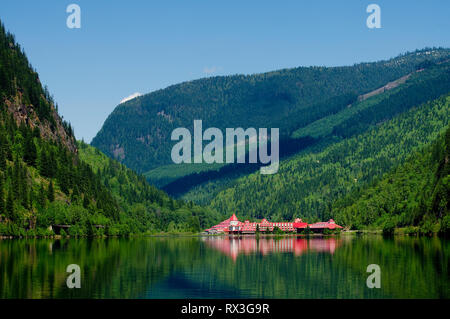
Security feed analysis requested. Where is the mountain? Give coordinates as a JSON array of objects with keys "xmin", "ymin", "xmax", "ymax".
[
  {"xmin": 77, "ymin": 142, "xmax": 222, "ymax": 234},
  {"xmin": 152, "ymin": 61, "xmax": 450, "ymax": 199},
  {"xmin": 208, "ymin": 94, "xmax": 450, "ymax": 223},
  {"xmin": 0, "ymin": 24, "xmax": 76, "ymax": 153},
  {"xmin": 0, "ymin": 20, "xmax": 222, "ymax": 236},
  {"xmin": 92, "ymin": 48, "xmax": 450, "ymax": 174},
  {"xmin": 331, "ymin": 124, "xmax": 450, "ymax": 234},
  {"xmin": 90, "ymin": 45, "xmax": 450, "ymax": 232}
]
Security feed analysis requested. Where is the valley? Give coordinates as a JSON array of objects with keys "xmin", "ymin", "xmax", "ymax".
[
  {"xmin": 90, "ymin": 48, "xmax": 450, "ymax": 233},
  {"xmin": 0, "ymin": 16, "xmax": 449, "ymax": 236}
]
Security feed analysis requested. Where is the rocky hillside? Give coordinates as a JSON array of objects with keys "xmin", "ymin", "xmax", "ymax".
[
  {"xmin": 0, "ymin": 20, "xmax": 223, "ymax": 237},
  {"xmin": 0, "ymin": 22, "xmax": 76, "ymax": 153}
]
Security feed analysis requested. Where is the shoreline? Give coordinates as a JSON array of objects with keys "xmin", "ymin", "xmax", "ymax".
[{"xmin": 2, "ymin": 229, "xmax": 445, "ymax": 240}]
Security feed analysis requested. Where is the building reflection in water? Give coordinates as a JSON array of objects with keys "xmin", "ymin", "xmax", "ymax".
[{"xmin": 202, "ymin": 236, "xmax": 341, "ymax": 261}]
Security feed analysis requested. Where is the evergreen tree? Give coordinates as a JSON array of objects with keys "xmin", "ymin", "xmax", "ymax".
[
  {"xmin": 48, "ymin": 150, "xmax": 57, "ymax": 178},
  {"xmin": 20, "ymin": 163, "xmax": 27, "ymax": 207},
  {"xmin": 28, "ymin": 187, "xmax": 33, "ymax": 210},
  {"xmin": 38, "ymin": 184, "xmax": 46, "ymax": 208},
  {"xmin": 12, "ymin": 157, "xmax": 20, "ymax": 199},
  {"xmin": 23, "ymin": 135, "xmax": 37, "ymax": 167},
  {"xmin": 0, "ymin": 142, "xmax": 6, "ymax": 171},
  {"xmin": 83, "ymin": 194, "xmax": 89, "ymax": 209},
  {"xmin": 22, "ymin": 187, "xmax": 29, "ymax": 209},
  {"xmin": 71, "ymin": 184, "xmax": 79, "ymax": 201},
  {"xmin": 58, "ymin": 167, "xmax": 69, "ymax": 195},
  {"xmin": 47, "ymin": 180, "xmax": 55, "ymax": 202},
  {"xmin": 5, "ymin": 189, "xmax": 14, "ymax": 220},
  {"xmin": 0, "ymin": 175, "xmax": 4, "ymax": 215},
  {"xmin": 32, "ymin": 126, "xmax": 40, "ymax": 138},
  {"xmin": 39, "ymin": 149, "xmax": 49, "ymax": 177}
]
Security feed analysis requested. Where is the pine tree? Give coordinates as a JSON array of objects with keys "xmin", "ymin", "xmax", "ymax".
[
  {"xmin": 32, "ymin": 126, "xmax": 40, "ymax": 138},
  {"xmin": 47, "ymin": 180, "xmax": 55, "ymax": 202},
  {"xmin": 23, "ymin": 135, "xmax": 37, "ymax": 167},
  {"xmin": 58, "ymin": 167, "xmax": 69, "ymax": 195},
  {"xmin": 28, "ymin": 187, "xmax": 33, "ymax": 210},
  {"xmin": 0, "ymin": 138, "xmax": 6, "ymax": 171},
  {"xmin": 6, "ymin": 189, "xmax": 14, "ymax": 220},
  {"xmin": 22, "ymin": 186, "xmax": 29, "ymax": 209},
  {"xmin": 38, "ymin": 184, "xmax": 46, "ymax": 208},
  {"xmin": 0, "ymin": 175, "xmax": 5, "ymax": 215},
  {"xmin": 48, "ymin": 150, "xmax": 57, "ymax": 178},
  {"xmin": 71, "ymin": 184, "xmax": 79, "ymax": 201},
  {"xmin": 12, "ymin": 157, "xmax": 20, "ymax": 200},
  {"xmin": 83, "ymin": 194, "xmax": 89, "ymax": 208},
  {"xmin": 39, "ymin": 149, "xmax": 49, "ymax": 177},
  {"xmin": 20, "ymin": 164, "xmax": 27, "ymax": 207}
]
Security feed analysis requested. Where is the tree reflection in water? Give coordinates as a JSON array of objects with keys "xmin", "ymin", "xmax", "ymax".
[{"xmin": 0, "ymin": 236, "xmax": 448, "ymax": 298}]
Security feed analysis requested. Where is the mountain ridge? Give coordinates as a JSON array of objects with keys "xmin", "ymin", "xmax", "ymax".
[
  {"xmin": 0, "ymin": 22, "xmax": 76, "ymax": 153},
  {"xmin": 208, "ymin": 94, "xmax": 450, "ymax": 222},
  {"xmin": 92, "ymin": 48, "xmax": 450, "ymax": 173},
  {"xmin": 143, "ymin": 60, "xmax": 450, "ymax": 197}
]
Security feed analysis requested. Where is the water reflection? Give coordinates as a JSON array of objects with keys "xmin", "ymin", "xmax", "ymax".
[
  {"xmin": 0, "ymin": 236, "xmax": 448, "ymax": 298},
  {"xmin": 203, "ymin": 236, "xmax": 341, "ymax": 260}
]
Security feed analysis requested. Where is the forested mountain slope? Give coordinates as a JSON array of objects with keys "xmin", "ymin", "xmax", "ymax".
[
  {"xmin": 331, "ymin": 124, "xmax": 450, "ymax": 234},
  {"xmin": 292, "ymin": 61, "xmax": 450, "ymax": 139},
  {"xmin": 0, "ymin": 23, "xmax": 76, "ymax": 152},
  {"xmin": 208, "ymin": 95, "xmax": 450, "ymax": 223},
  {"xmin": 0, "ymin": 20, "xmax": 222, "ymax": 236},
  {"xmin": 170, "ymin": 62, "xmax": 450, "ymax": 203},
  {"xmin": 92, "ymin": 48, "xmax": 450, "ymax": 173},
  {"xmin": 78, "ymin": 142, "xmax": 222, "ymax": 233},
  {"xmin": 0, "ymin": 19, "xmax": 116, "ymax": 235}
]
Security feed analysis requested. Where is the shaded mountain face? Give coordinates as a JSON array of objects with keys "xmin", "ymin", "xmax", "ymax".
[{"xmin": 92, "ymin": 48, "xmax": 450, "ymax": 173}]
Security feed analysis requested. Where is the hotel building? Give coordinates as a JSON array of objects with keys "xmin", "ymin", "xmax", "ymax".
[{"xmin": 205, "ymin": 214, "xmax": 343, "ymax": 234}]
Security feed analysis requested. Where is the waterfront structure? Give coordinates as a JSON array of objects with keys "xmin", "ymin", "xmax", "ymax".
[
  {"xmin": 204, "ymin": 214, "xmax": 343, "ymax": 234},
  {"xmin": 309, "ymin": 220, "xmax": 343, "ymax": 232}
]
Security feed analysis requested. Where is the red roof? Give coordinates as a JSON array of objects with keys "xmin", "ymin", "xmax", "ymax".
[
  {"xmin": 309, "ymin": 219, "xmax": 343, "ymax": 229},
  {"xmin": 293, "ymin": 222, "xmax": 308, "ymax": 228},
  {"xmin": 205, "ymin": 215, "xmax": 343, "ymax": 232},
  {"xmin": 292, "ymin": 218, "xmax": 307, "ymax": 229}
]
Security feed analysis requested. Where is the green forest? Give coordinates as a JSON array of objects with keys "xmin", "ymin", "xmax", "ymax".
[
  {"xmin": 77, "ymin": 142, "xmax": 222, "ymax": 234},
  {"xmin": 0, "ymin": 20, "xmax": 222, "ymax": 237},
  {"xmin": 1, "ymin": 16, "xmax": 449, "ymax": 237},
  {"xmin": 151, "ymin": 61, "xmax": 450, "ymax": 201},
  {"xmin": 92, "ymin": 47, "xmax": 450, "ymax": 173},
  {"xmin": 1, "ymin": 236, "xmax": 447, "ymax": 298},
  {"xmin": 332, "ymin": 124, "xmax": 450, "ymax": 234},
  {"xmin": 208, "ymin": 95, "xmax": 449, "ymax": 233}
]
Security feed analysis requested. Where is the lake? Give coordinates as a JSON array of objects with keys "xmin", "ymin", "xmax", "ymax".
[{"xmin": 0, "ymin": 235, "xmax": 448, "ymax": 298}]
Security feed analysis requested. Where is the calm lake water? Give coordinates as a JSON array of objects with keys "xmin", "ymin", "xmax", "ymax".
[{"xmin": 0, "ymin": 235, "xmax": 448, "ymax": 299}]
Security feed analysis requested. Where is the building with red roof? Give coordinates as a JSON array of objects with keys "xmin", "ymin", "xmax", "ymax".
[
  {"xmin": 204, "ymin": 215, "xmax": 343, "ymax": 234},
  {"xmin": 308, "ymin": 219, "xmax": 343, "ymax": 232},
  {"xmin": 293, "ymin": 218, "xmax": 308, "ymax": 230}
]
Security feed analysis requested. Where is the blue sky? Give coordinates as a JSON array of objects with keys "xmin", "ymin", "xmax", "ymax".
[{"xmin": 0, "ymin": 0, "xmax": 449, "ymax": 142}]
